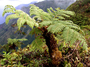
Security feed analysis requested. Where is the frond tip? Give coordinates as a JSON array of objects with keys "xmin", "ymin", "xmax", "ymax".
[
  {"xmin": 5, "ymin": 14, "xmax": 19, "ymax": 24},
  {"xmin": 2, "ymin": 5, "xmax": 36, "ymax": 30},
  {"xmin": 2, "ymin": 5, "xmax": 16, "ymax": 16}
]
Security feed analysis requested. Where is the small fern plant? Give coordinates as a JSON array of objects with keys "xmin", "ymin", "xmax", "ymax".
[
  {"xmin": 2, "ymin": 38, "xmax": 27, "ymax": 53},
  {"xmin": 2, "ymin": 4, "xmax": 88, "ymax": 65}
]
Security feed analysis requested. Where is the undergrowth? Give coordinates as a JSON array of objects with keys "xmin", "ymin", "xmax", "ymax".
[{"xmin": 0, "ymin": 44, "xmax": 90, "ymax": 67}]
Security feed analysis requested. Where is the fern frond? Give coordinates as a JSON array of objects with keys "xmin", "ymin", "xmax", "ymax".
[
  {"xmin": 47, "ymin": 8, "xmax": 54, "ymax": 16},
  {"xmin": 60, "ymin": 14, "xmax": 70, "ymax": 17},
  {"xmin": 47, "ymin": 20, "xmax": 81, "ymax": 34},
  {"xmin": 55, "ymin": 8, "xmax": 75, "ymax": 16},
  {"xmin": 47, "ymin": 20, "xmax": 83, "ymax": 34},
  {"xmin": 48, "ymin": 7, "xmax": 75, "ymax": 18},
  {"xmin": 3, "ymin": 5, "xmax": 35, "ymax": 30},
  {"xmin": 2, "ymin": 10, "xmax": 14, "ymax": 16},
  {"xmin": 6, "ymin": 14, "xmax": 19, "ymax": 24},
  {"xmin": 34, "ymin": 22, "xmax": 39, "ymax": 27},
  {"xmin": 30, "ymin": 4, "xmax": 75, "ymax": 22},
  {"xmin": 15, "ymin": 10, "xmax": 31, "ymax": 20},
  {"xmin": 59, "ymin": 10, "xmax": 75, "ymax": 16},
  {"xmin": 17, "ymin": 18, "xmax": 26, "ymax": 30},
  {"xmin": 47, "ymin": 20, "xmax": 87, "ymax": 50},
  {"xmin": 39, "ymin": 21, "xmax": 52, "ymax": 27},
  {"xmin": 30, "ymin": 4, "xmax": 43, "ymax": 16},
  {"xmin": 62, "ymin": 27, "xmax": 75, "ymax": 43},
  {"xmin": 31, "ymin": 36, "xmax": 45, "ymax": 51},
  {"xmin": 58, "ymin": 16, "xmax": 65, "ymax": 20},
  {"xmin": 15, "ymin": 10, "xmax": 35, "ymax": 29},
  {"xmin": 7, "ymin": 38, "xmax": 27, "ymax": 44},
  {"xmin": 49, "ymin": 7, "xmax": 56, "ymax": 13},
  {"xmin": 2, "ymin": 5, "xmax": 16, "ymax": 16},
  {"xmin": 62, "ymin": 27, "xmax": 87, "ymax": 50},
  {"xmin": 47, "ymin": 23, "xmax": 65, "ymax": 33},
  {"xmin": 29, "ymin": 28, "xmax": 42, "ymax": 36},
  {"xmin": 26, "ymin": 20, "xmax": 35, "ymax": 28},
  {"xmin": 4, "ymin": 5, "xmax": 16, "ymax": 10},
  {"xmin": 30, "ymin": 4, "xmax": 52, "ymax": 21},
  {"xmin": 17, "ymin": 38, "xmax": 28, "ymax": 41}
]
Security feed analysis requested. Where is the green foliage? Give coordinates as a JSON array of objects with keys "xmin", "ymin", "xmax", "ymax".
[
  {"xmin": 77, "ymin": 62, "xmax": 83, "ymax": 67},
  {"xmin": 7, "ymin": 38, "xmax": 27, "ymax": 44},
  {"xmin": 1, "ymin": 38, "xmax": 27, "ymax": 52},
  {"xmin": 30, "ymin": 4, "xmax": 75, "ymax": 21},
  {"xmin": 2, "ymin": 5, "xmax": 16, "ymax": 16},
  {"xmin": 68, "ymin": 14, "xmax": 89, "ymax": 26},
  {"xmin": 0, "ymin": 51, "xmax": 11, "ymax": 66},
  {"xmin": 0, "ymin": 51, "xmax": 23, "ymax": 66},
  {"xmin": 0, "ymin": 44, "xmax": 89, "ymax": 66},
  {"xmin": 31, "ymin": 36, "xmax": 46, "ymax": 51},
  {"xmin": 30, "ymin": 5, "xmax": 87, "ymax": 51},
  {"xmin": 0, "ymin": 46, "xmax": 50, "ymax": 67},
  {"xmin": 3, "ymin": 4, "xmax": 88, "ymax": 51},
  {"xmin": 65, "ymin": 63, "xmax": 71, "ymax": 67},
  {"xmin": 2, "ymin": 5, "xmax": 36, "ymax": 30},
  {"xmin": 29, "ymin": 28, "xmax": 42, "ymax": 36},
  {"xmin": 66, "ymin": 0, "xmax": 90, "ymax": 26},
  {"xmin": 85, "ymin": 7, "xmax": 90, "ymax": 13},
  {"xmin": 77, "ymin": 0, "xmax": 90, "ymax": 6}
]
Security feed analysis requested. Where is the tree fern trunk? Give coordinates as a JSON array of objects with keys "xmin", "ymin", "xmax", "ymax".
[{"xmin": 41, "ymin": 26, "xmax": 62, "ymax": 65}]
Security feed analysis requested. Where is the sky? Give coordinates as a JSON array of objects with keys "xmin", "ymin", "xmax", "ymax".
[
  {"xmin": 0, "ymin": 0, "xmax": 44, "ymax": 24},
  {"xmin": 0, "ymin": 0, "xmax": 44, "ymax": 8}
]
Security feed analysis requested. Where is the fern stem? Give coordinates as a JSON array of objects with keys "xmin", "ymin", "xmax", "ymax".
[{"xmin": 39, "ymin": 27, "xmax": 62, "ymax": 65}]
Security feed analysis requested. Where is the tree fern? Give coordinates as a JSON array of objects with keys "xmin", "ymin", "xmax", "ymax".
[
  {"xmin": 30, "ymin": 5, "xmax": 87, "ymax": 51},
  {"xmin": 3, "ymin": 4, "xmax": 88, "ymax": 65},
  {"xmin": 2, "ymin": 4, "xmax": 88, "ymax": 51}
]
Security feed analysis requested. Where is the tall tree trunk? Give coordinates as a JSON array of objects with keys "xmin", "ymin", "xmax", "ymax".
[{"xmin": 40, "ymin": 26, "xmax": 62, "ymax": 65}]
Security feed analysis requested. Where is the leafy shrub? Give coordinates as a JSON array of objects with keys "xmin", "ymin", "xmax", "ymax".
[{"xmin": 1, "ymin": 38, "xmax": 27, "ymax": 53}]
